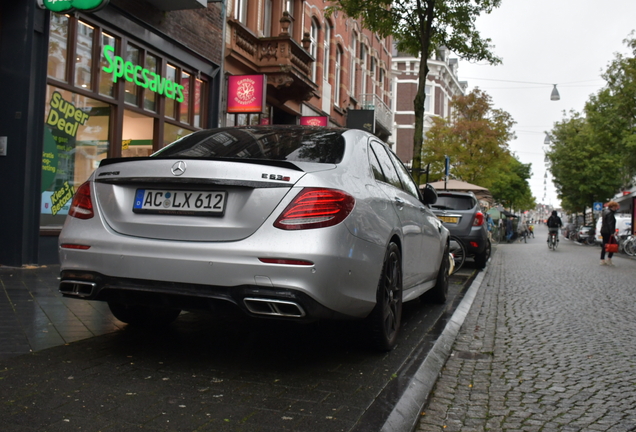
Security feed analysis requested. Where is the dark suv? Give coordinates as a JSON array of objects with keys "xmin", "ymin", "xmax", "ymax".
[{"xmin": 430, "ymin": 191, "xmax": 491, "ymax": 272}]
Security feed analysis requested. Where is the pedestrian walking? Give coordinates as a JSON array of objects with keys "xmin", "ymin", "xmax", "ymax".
[
  {"xmin": 505, "ymin": 216, "xmax": 514, "ymax": 243},
  {"xmin": 600, "ymin": 201, "xmax": 620, "ymax": 266}
]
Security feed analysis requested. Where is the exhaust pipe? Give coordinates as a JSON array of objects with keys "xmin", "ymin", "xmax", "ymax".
[
  {"xmin": 59, "ymin": 280, "xmax": 96, "ymax": 298},
  {"xmin": 243, "ymin": 298, "xmax": 306, "ymax": 318}
]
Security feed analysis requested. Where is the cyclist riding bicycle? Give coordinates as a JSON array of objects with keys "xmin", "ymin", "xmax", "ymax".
[{"xmin": 546, "ymin": 210, "xmax": 563, "ymax": 244}]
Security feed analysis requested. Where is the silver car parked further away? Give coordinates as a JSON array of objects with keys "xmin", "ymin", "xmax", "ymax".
[{"xmin": 59, "ymin": 126, "xmax": 450, "ymax": 351}]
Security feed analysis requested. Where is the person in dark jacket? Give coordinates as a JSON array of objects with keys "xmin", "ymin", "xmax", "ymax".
[
  {"xmin": 546, "ymin": 210, "xmax": 562, "ymax": 243},
  {"xmin": 600, "ymin": 201, "xmax": 620, "ymax": 266}
]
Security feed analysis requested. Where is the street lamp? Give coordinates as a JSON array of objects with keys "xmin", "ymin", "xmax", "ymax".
[{"xmin": 550, "ymin": 84, "xmax": 560, "ymax": 101}]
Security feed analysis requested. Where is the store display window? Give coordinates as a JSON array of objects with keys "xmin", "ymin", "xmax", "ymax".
[{"xmin": 41, "ymin": 13, "xmax": 209, "ymax": 229}]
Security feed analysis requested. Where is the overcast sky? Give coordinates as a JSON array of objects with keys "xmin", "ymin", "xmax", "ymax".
[{"xmin": 457, "ymin": 0, "xmax": 636, "ymax": 208}]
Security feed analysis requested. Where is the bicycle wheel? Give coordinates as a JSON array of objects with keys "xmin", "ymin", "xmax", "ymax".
[
  {"xmin": 449, "ymin": 237, "xmax": 466, "ymax": 275},
  {"xmin": 491, "ymin": 228, "xmax": 499, "ymax": 245},
  {"xmin": 624, "ymin": 237, "xmax": 636, "ymax": 256}
]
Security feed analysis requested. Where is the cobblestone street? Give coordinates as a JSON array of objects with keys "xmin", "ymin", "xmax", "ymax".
[{"xmin": 418, "ymin": 224, "xmax": 636, "ymax": 432}]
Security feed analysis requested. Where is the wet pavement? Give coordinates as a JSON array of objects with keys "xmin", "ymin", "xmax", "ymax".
[
  {"xmin": 417, "ymin": 224, "xmax": 636, "ymax": 432},
  {"xmin": 0, "ymin": 253, "xmax": 481, "ymax": 431}
]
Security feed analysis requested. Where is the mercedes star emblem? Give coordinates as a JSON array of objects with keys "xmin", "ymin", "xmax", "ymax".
[{"xmin": 171, "ymin": 161, "xmax": 187, "ymax": 176}]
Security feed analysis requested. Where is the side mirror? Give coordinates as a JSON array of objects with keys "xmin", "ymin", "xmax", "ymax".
[{"xmin": 421, "ymin": 184, "xmax": 438, "ymax": 205}]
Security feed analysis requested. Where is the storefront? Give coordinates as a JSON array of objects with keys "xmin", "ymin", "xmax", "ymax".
[{"xmin": 0, "ymin": 2, "xmax": 222, "ymax": 266}]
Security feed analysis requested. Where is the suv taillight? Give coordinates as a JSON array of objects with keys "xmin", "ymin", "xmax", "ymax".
[
  {"xmin": 68, "ymin": 181, "xmax": 94, "ymax": 219},
  {"xmin": 274, "ymin": 188, "xmax": 355, "ymax": 230},
  {"xmin": 473, "ymin": 211, "xmax": 485, "ymax": 227}
]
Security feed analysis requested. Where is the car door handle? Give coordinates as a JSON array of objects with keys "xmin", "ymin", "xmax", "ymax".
[{"xmin": 394, "ymin": 197, "xmax": 405, "ymax": 209}]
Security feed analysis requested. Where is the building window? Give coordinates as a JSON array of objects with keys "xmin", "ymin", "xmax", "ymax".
[
  {"xmin": 334, "ymin": 46, "xmax": 342, "ymax": 107},
  {"xmin": 284, "ymin": 0, "xmax": 294, "ymax": 36},
  {"xmin": 350, "ymin": 32, "xmax": 357, "ymax": 98},
  {"xmin": 262, "ymin": 0, "xmax": 272, "ymax": 36},
  {"xmin": 234, "ymin": 0, "xmax": 248, "ymax": 25},
  {"xmin": 310, "ymin": 19, "xmax": 319, "ymax": 82},
  {"xmin": 425, "ymin": 85, "xmax": 431, "ymax": 112},
  {"xmin": 323, "ymin": 24, "xmax": 331, "ymax": 83}
]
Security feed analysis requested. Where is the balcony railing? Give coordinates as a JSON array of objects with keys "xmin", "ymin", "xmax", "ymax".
[
  {"xmin": 227, "ymin": 20, "xmax": 317, "ymax": 102},
  {"xmin": 358, "ymin": 93, "xmax": 392, "ymax": 133}
]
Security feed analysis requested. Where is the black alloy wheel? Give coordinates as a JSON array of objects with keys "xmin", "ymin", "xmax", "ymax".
[{"xmin": 368, "ymin": 242, "xmax": 403, "ymax": 351}]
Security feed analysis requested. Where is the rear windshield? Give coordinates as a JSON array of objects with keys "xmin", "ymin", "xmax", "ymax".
[
  {"xmin": 433, "ymin": 195, "xmax": 476, "ymax": 211},
  {"xmin": 152, "ymin": 126, "xmax": 346, "ymax": 164}
]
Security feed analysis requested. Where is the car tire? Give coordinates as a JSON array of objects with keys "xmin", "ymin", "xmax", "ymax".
[
  {"xmin": 474, "ymin": 239, "xmax": 491, "ymax": 269},
  {"xmin": 428, "ymin": 245, "xmax": 450, "ymax": 304},
  {"xmin": 108, "ymin": 302, "xmax": 181, "ymax": 327},
  {"xmin": 367, "ymin": 242, "xmax": 402, "ymax": 352}
]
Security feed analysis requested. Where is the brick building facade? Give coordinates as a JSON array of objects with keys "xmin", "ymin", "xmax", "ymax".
[{"xmin": 391, "ymin": 48, "xmax": 466, "ymax": 171}]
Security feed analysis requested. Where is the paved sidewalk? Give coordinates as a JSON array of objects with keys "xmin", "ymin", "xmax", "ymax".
[{"xmin": 416, "ymin": 227, "xmax": 636, "ymax": 432}]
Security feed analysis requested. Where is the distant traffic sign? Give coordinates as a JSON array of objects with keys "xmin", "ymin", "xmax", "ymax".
[{"xmin": 593, "ymin": 202, "xmax": 603, "ymax": 211}]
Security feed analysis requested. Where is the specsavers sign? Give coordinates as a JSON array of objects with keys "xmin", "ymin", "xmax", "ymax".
[
  {"xmin": 102, "ymin": 45, "xmax": 185, "ymax": 102},
  {"xmin": 37, "ymin": 0, "xmax": 110, "ymax": 13}
]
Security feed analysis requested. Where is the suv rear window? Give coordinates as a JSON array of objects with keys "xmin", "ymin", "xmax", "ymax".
[
  {"xmin": 433, "ymin": 195, "xmax": 476, "ymax": 211},
  {"xmin": 153, "ymin": 126, "xmax": 345, "ymax": 164}
]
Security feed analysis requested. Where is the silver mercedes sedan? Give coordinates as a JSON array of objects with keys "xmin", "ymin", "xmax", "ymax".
[{"xmin": 59, "ymin": 126, "xmax": 450, "ymax": 350}]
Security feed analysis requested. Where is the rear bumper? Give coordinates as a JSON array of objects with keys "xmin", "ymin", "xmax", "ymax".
[
  {"xmin": 59, "ymin": 223, "xmax": 385, "ymax": 320},
  {"xmin": 59, "ymin": 271, "xmax": 352, "ymax": 321}
]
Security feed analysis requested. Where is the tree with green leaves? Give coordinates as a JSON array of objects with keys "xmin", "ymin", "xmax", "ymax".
[
  {"xmin": 423, "ymin": 88, "xmax": 534, "ymax": 210},
  {"xmin": 423, "ymin": 88, "xmax": 515, "ymax": 185},
  {"xmin": 547, "ymin": 111, "xmax": 624, "ymax": 213},
  {"xmin": 328, "ymin": 0, "xmax": 502, "ymax": 184},
  {"xmin": 547, "ymin": 33, "xmax": 636, "ymax": 210}
]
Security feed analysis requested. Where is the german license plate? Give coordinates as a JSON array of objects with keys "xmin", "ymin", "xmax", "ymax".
[
  {"xmin": 438, "ymin": 216, "xmax": 459, "ymax": 223},
  {"xmin": 133, "ymin": 189, "xmax": 227, "ymax": 216}
]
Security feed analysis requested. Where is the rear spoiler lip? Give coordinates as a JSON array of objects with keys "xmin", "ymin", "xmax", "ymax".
[
  {"xmin": 93, "ymin": 177, "xmax": 294, "ymax": 189},
  {"xmin": 98, "ymin": 156, "xmax": 305, "ymax": 172}
]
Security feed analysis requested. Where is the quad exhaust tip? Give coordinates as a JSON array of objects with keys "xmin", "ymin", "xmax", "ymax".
[
  {"xmin": 59, "ymin": 280, "xmax": 96, "ymax": 298},
  {"xmin": 243, "ymin": 298, "xmax": 306, "ymax": 318}
]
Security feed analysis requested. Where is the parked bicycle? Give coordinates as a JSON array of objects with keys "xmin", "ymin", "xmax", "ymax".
[{"xmin": 618, "ymin": 228, "xmax": 636, "ymax": 256}]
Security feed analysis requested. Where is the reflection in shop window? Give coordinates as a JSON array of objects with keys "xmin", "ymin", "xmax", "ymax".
[
  {"xmin": 41, "ymin": 86, "xmax": 110, "ymax": 228},
  {"xmin": 144, "ymin": 53, "xmax": 158, "ymax": 112},
  {"xmin": 48, "ymin": 14, "xmax": 68, "ymax": 81},
  {"xmin": 180, "ymin": 71, "xmax": 190, "ymax": 124},
  {"xmin": 99, "ymin": 33, "xmax": 116, "ymax": 97},
  {"xmin": 194, "ymin": 79, "xmax": 203, "ymax": 128},
  {"xmin": 165, "ymin": 64, "xmax": 177, "ymax": 118},
  {"xmin": 75, "ymin": 21, "xmax": 94, "ymax": 89},
  {"xmin": 122, "ymin": 110, "xmax": 154, "ymax": 157},
  {"xmin": 125, "ymin": 44, "xmax": 140, "ymax": 104},
  {"xmin": 164, "ymin": 123, "xmax": 193, "ymax": 147}
]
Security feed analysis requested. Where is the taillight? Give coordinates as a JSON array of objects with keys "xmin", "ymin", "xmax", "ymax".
[
  {"xmin": 68, "ymin": 181, "xmax": 94, "ymax": 219},
  {"xmin": 60, "ymin": 244, "xmax": 91, "ymax": 250},
  {"xmin": 473, "ymin": 211, "xmax": 484, "ymax": 227},
  {"xmin": 274, "ymin": 188, "xmax": 355, "ymax": 230}
]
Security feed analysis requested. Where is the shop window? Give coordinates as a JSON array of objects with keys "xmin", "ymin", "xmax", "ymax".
[
  {"xmin": 123, "ymin": 110, "xmax": 154, "ymax": 157},
  {"xmin": 43, "ymin": 14, "xmax": 211, "ymax": 229},
  {"xmin": 180, "ymin": 71, "xmax": 190, "ymax": 124},
  {"xmin": 193, "ymin": 79, "xmax": 203, "ymax": 128},
  {"xmin": 165, "ymin": 64, "xmax": 177, "ymax": 119},
  {"xmin": 144, "ymin": 53, "xmax": 158, "ymax": 112},
  {"xmin": 41, "ymin": 86, "xmax": 110, "ymax": 228},
  {"xmin": 124, "ymin": 45, "xmax": 141, "ymax": 105},
  {"xmin": 164, "ymin": 123, "xmax": 194, "ymax": 147},
  {"xmin": 99, "ymin": 33, "xmax": 117, "ymax": 97},
  {"xmin": 48, "ymin": 14, "xmax": 68, "ymax": 81},
  {"xmin": 75, "ymin": 21, "xmax": 94, "ymax": 89}
]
